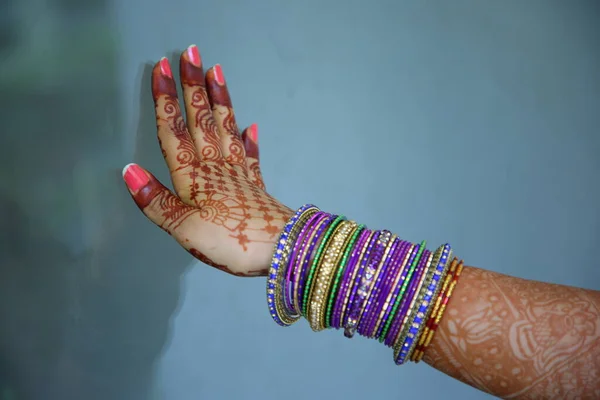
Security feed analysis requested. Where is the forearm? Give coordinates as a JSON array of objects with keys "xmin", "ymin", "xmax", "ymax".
[{"xmin": 424, "ymin": 266, "xmax": 600, "ymax": 399}]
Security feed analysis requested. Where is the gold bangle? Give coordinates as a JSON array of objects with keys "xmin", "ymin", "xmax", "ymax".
[
  {"xmin": 320, "ymin": 223, "xmax": 363, "ymax": 329},
  {"xmin": 414, "ymin": 259, "xmax": 464, "ymax": 362},
  {"xmin": 308, "ymin": 220, "xmax": 357, "ymax": 331},
  {"xmin": 410, "ymin": 257, "xmax": 458, "ymax": 362}
]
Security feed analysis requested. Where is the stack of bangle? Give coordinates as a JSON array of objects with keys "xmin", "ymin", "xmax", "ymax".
[{"xmin": 267, "ymin": 205, "xmax": 464, "ymax": 365}]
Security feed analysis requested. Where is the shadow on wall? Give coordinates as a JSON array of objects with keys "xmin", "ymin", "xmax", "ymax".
[{"xmin": 0, "ymin": 4, "xmax": 195, "ymax": 398}]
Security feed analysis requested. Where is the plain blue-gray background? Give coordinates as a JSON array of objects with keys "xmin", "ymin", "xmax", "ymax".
[{"xmin": 0, "ymin": 0, "xmax": 598, "ymax": 399}]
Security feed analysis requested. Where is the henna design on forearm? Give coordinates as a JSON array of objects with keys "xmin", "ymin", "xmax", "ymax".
[{"xmin": 424, "ymin": 267, "xmax": 600, "ymax": 399}]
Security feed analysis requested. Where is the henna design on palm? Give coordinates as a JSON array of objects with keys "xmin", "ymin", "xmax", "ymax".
[{"xmin": 124, "ymin": 48, "xmax": 293, "ymax": 277}]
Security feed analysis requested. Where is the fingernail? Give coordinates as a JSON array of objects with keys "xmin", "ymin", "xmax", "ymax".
[
  {"xmin": 160, "ymin": 57, "xmax": 172, "ymax": 78},
  {"xmin": 248, "ymin": 123, "xmax": 258, "ymax": 142},
  {"xmin": 213, "ymin": 64, "xmax": 225, "ymax": 85},
  {"xmin": 122, "ymin": 163, "xmax": 149, "ymax": 192},
  {"xmin": 187, "ymin": 45, "xmax": 201, "ymax": 67}
]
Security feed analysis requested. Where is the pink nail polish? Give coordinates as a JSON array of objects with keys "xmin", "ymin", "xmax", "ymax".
[
  {"xmin": 160, "ymin": 57, "xmax": 172, "ymax": 78},
  {"xmin": 187, "ymin": 45, "xmax": 201, "ymax": 67},
  {"xmin": 248, "ymin": 123, "xmax": 258, "ymax": 142},
  {"xmin": 213, "ymin": 64, "xmax": 225, "ymax": 85},
  {"xmin": 122, "ymin": 163, "xmax": 149, "ymax": 192}
]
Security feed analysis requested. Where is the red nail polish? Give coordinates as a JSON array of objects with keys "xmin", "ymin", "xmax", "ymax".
[
  {"xmin": 160, "ymin": 57, "xmax": 172, "ymax": 78},
  {"xmin": 248, "ymin": 123, "xmax": 258, "ymax": 142},
  {"xmin": 213, "ymin": 64, "xmax": 225, "ymax": 85},
  {"xmin": 187, "ymin": 45, "xmax": 201, "ymax": 67},
  {"xmin": 123, "ymin": 163, "xmax": 149, "ymax": 192}
]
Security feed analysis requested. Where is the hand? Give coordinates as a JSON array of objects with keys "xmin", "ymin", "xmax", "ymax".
[{"xmin": 122, "ymin": 45, "xmax": 293, "ymax": 276}]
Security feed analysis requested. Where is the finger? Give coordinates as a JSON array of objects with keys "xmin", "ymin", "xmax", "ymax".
[
  {"xmin": 152, "ymin": 57, "xmax": 200, "ymax": 199},
  {"xmin": 122, "ymin": 163, "xmax": 199, "ymax": 243},
  {"xmin": 205, "ymin": 64, "xmax": 247, "ymax": 172},
  {"xmin": 241, "ymin": 123, "xmax": 266, "ymax": 191},
  {"xmin": 179, "ymin": 45, "xmax": 224, "ymax": 163}
]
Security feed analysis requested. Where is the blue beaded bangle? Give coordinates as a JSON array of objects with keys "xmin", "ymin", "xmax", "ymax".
[
  {"xmin": 267, "ymin": 204, "xmax": 318, "ymax": 326},
  {"xmin": 394, "ymin": 244, "xmax": 452, "ymax": 364}
]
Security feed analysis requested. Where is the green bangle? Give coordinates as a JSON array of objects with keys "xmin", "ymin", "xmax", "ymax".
[
  {"xmin": 378, "ymin": 241, "xmax": 426, "ymax": 342},
  {"xmin": 302, "ymin": 215, "xmax": 345, "ymax": 316}
]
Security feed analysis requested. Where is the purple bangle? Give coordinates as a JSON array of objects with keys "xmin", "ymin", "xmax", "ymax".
[
  {"xmin": 337, "ymin": 229, "xmax": 374, "ymax": 329},
  {"xmin": 285, "ymin": 211, "xmax": 324, "ymax": 314},
  {"xmin": 331, "ymin": 228, "xmax": 372, "ymax": 329},
  {"xmin": 295, "ymin": 214, "xmax": 336, "ymax": 314},
  {"xmin": 385, "ymin": 246, "xmax": 429, "ymax": 347},
  {"xmin": 385, "ymin": 245, "xmax": 429, "ymax": 347},
  {"xmin": 365, "ymin": 239, "xmax": 411, "ymax": 338},
  {"xmin": 354, "ymin": 231, "xmax": 391, "ymax": 336},
  {"xmin": 374, "ymin": 241, "xmax": 413, "ymax": 340},
  {"xmin": 357, "ymin": 237, "xmax": 401, "ymax": 336},
  {"xmin": 383, "ymin": 245, "xmax": 423, "ymax": 346},
  {"xmin": 344, "ymin": 230, "xmax": 391, "ymax": 338},
  {"xmin": 342, "ymin": 231, "xmax": 380, "ymax": 334}
]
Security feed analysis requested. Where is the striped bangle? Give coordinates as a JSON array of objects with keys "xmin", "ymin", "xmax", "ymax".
[
  {"xmin": 394, "ymin": 244, "xmax": 452, "ymax": 364},
  {"xmin": 413, "ymin": 259, "xmax": 464, "ymax": 363},
  {"xmin": 267, "ymin": 205, "xmax": 318, "ymax": 326}
]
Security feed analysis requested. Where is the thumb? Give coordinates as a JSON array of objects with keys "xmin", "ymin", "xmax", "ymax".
[{"xmin": 122, "ymin": 163, "xmax": 198, "ymax": 240}]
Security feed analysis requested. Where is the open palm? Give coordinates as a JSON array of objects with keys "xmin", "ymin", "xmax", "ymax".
[{"xmin": 123, "ymin": 45, "xmax": 292, "ymax": 276}]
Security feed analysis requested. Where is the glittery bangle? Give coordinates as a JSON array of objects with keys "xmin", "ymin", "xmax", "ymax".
[
  {"xmin": 358, "ymin": 236, "xmax": 400, "ymax": 337},
  {"xmin": 331, "ymin": 229, "xmax": 371, "ymax": 329},
  {"xmin": 302, "ymin": 216, "xmax": 345, "ymax": 316},
  {"xmin": 410, "ymin": 257, "xmax": 459, "ymax": 361},
  {"xmin": 344, "ymin": 230, "xmax": 392, "ymax": 338},
  {"xmin": 285, "ymin": 211, "xmax": 325, "ymax": 314},
  {"xmin": 308, "ymin": 220, "xmax": 358, "ymax": 331},
  {"xmin": 394, "ymin": 244, "xmax": 452, "ymax": 364},
  {"xmin": 404, "ymin": 248, "xmax": 453, "ymax": 363},
  {"xmin": 381, "ymin": 243, "xmax": 426, "ymax": 346},
  {"xmin": 325, "ymin": 225, "xmax": 365, "ymax": 328},
  {"xmin": 338, "ymin": 230, "xmax": 376, "ymax": 330},
  {"xmin": 266, "ymin": 205, "xmax": 318, "ymax": 326},
  {"xmin": 368, "ymin": 240, "xmax": 411, "ymax": 338},
  {"xmin": 293, "ymin": 213, "xmax": 334, "ymax": 315},
  {"xmin": 413, "ymin": 259, "xmax": 464, "ymax": 363},
  {"xmin": 342, "ymin": 231, "xmax": 379, "ymax": 331}
]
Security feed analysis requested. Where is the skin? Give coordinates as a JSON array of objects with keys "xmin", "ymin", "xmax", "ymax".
[{"xmin": 123, "ymin": 45, "xmax": 599, "ymax": 399}]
